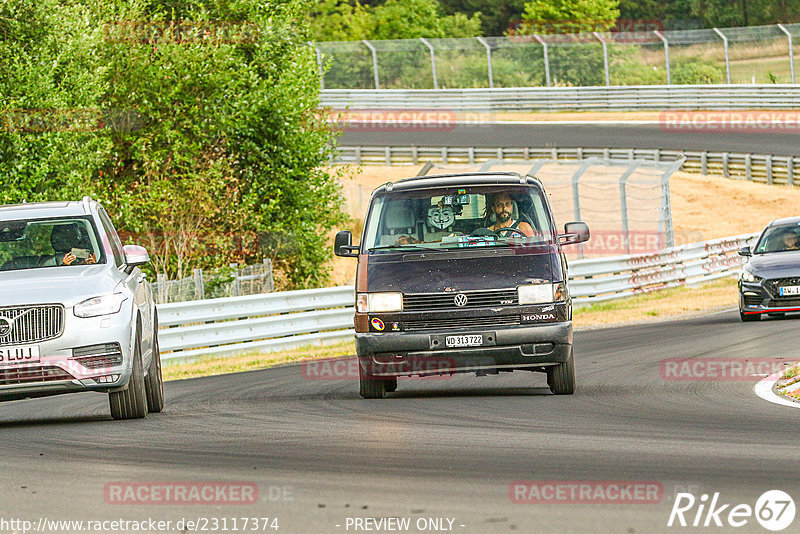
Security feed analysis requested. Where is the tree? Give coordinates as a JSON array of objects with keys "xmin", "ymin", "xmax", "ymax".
[
  {"xmin": 521, "ymin": 0, "xmax": 620, "ymax": 33},
  {"xmin": 0, "ymin": 0, "xmax": 349, "ymax": 289},
  {"xmin": 439, "ymin": 0, "xmax": 527, "ymax": 36}
]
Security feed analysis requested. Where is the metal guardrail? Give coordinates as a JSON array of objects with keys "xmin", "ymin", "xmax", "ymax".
[
  {"xmin": 334, "ymin": 146, "xmax": 799, "ymax": 185},
  {"xmin": 321, "ymin": 85, "xmax": 800, "ymax": 112},
  {"xmin": 157, "ymin": 234, "xmax": 755, "ymax": 362},
  {"xmin": 569, "ymin": 233, "xmax": 756, "ymax": 303}
]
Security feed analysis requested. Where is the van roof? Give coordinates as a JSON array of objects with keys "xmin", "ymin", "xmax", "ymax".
[{"xmin": 377, "ymin": 172, "xmax": 542, "ymax": 194}]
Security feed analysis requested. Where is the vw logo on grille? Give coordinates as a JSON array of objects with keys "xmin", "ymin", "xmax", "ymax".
[
  {"xmin": 0, "ymin": 317, "xmax": 11, "ymax": 337},
  {"xmin": 454, "ymin": 294, "xmax": 468, "ymax": 307}
]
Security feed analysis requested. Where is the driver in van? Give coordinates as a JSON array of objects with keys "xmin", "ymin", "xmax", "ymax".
[{"xmin": 486, "ymin": 192, "xmax": 535, "ymax": 237}]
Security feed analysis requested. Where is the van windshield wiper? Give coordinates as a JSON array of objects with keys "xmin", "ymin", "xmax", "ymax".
[{"xmin": 367, "ymin": 243, "xmax": 443, "ymax": 252}]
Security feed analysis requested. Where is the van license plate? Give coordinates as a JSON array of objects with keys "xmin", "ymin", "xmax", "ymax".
[
  {"xmin": 0, "ymin": 345, "xmax": 40, "ymax": 366},
  {"xmin": 779, "ymin": 286, "xmax": 800, "ymax": 296},
  {"xmin": 445, "ymin": 335, "xmax": 483, "ymax": 348}
]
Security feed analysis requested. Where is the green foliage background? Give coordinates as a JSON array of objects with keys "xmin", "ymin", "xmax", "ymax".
[{"xmin": 0, "ymin": 0, "xmax": 348, "ymax": 289}]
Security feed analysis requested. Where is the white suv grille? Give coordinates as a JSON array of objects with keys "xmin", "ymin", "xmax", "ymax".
[{"xmin": 0, "ymin": 305, "xmax": 65, "ymax": 345}]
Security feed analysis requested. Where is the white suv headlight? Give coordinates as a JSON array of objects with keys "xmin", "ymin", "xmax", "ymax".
[
  {"xmin": 518, "ymin": 283, "xmax": 566, "ymax": 304},
  {"xmin": 74, "ymin": 293, "xmax": 127, "ymax": 317},
  {"xmin": 357, "ymin": 292, "xmax": 403, "ymax": 313}
]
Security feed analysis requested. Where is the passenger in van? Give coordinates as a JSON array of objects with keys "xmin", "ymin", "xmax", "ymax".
[{"xmin": 485, "ymin": 193, "xmax": 536, "ymax": 237}]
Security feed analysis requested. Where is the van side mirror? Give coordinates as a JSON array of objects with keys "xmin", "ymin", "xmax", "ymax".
[
  {"xmin": 558, "ymin": 222, "xmax": 590, "ymax": 245},
  {"xmin": 738, "ymin": 246, "xmax": 752, "ymax": 257},
  {"xmin": 334, "ymin": 230, "xmax": 359, "ymax": 258}
]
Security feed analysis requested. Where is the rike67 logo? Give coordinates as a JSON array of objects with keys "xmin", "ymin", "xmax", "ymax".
[{"xmin": 668, "ymin": 491, "xmax": 795, "ymax": 531}]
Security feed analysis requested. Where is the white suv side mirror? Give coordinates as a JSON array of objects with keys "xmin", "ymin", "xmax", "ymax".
[{"xmin": 122, "ymin": 244, "xmax": 150, "ymax": 266}]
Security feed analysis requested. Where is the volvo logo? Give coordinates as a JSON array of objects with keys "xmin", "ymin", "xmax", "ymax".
[
  {"xmin": 0, "ymin": 317, "xmax": 11, "ymax": 337},
  {"xmin": 454, "ymin": 294, "xmax": 468, "ymax": 307}
]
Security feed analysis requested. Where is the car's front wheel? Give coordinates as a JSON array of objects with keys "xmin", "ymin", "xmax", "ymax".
[
  {"xmin": 109, "ymin": 331, "xmax": 148, "ymax": 420},
  {"xmin": 740, "ymin": 310, "xmax": 761, "ymax": 322},
  {"xmin": 547, "ymin": 348, "xmax": 576, "ymax": 395},
  {"xmin": 359, "ymin": 362, "xmax": 387, "ymax": 399},
  {"xmin": 144, "ymin": 329, "xmax": 164, "ymax": 413}
]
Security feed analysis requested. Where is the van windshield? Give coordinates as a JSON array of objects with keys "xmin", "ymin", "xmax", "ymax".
[{"xmin": 363, "ymin": 185, "xmax": 555, "ymax": 252}]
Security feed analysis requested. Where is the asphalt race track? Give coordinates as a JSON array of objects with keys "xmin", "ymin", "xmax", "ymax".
[
  {"xmin": 339, "ymin": 123, "xmax": 800, "ymax": 156},
  {"xmin": 2, "ymin": 310, "xmax": 799, "ymax": 533}
]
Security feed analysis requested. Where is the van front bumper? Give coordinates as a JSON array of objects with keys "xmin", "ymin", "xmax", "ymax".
[{"xmin": 356, "ymin": 321, "xmax": 572, "ymax": 377}]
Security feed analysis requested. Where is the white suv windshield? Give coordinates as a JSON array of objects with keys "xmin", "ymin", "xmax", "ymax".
[
  {"xmin": 363, "ymin": 185, "xmax": 554, "ymax": 252},
  {"xmin": 0, "ymin": 217, "xmax": 105, "ymax": 271}
]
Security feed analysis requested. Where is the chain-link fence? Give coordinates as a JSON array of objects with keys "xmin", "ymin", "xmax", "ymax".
[
  {"xmin": 151, "ymin": 261, "xmax": 274, "ymax": 304},
  {"xmin": 315, "ymin": 23, "xmax": 800, "ymax": 89}
]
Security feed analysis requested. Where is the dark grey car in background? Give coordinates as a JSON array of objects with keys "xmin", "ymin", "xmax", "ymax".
[
  {"xmin": 0, "ymin": 197, "xmax": 163, "ymax": 419},
  {"xmin": 738, "ymin": 216, "xmax": 800, "ymax": 322}
]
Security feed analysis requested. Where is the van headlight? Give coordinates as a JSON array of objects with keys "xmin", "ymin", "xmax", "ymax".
[
  {"xmin": 74, "ymin": 293, "xmax": 127, "ymax": 317},
  {"xmin": 357, "ymin": 292, "xmax": 403, "ymax": 313},
  {"xmin": 518, "ymin": 283, "xmax": 566, "ymax": 304},
  {"xmin": 741, "ymin": 269, "xmax": 762, "ymax": 283}
]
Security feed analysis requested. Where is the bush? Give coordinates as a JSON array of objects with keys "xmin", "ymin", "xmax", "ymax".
[
  {"xmin": 0, "ymin": 0, "xmax": 349, "ymax": 289},
  {"xmin": 671, "ymin": 59, "xmax": 724, "ymax": 84}
]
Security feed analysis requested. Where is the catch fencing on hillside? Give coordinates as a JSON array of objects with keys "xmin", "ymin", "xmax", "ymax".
[
  {"xmin": 157, "ymin": 233, "xmax": 756, "ymax": 362},
  {"xmin": 314, "ymin": 23, "xmax": 800, "ymax": 89}
]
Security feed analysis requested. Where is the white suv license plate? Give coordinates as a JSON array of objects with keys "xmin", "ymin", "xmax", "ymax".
[
  {"xmin": 779, "ymin": 286, "xmax": 800, "ymax": 296},
  {"xmin": 0, "ymin": 345, "xmax": 40, "ymax": 366},
  {"xmin": 445, "ymin": 335, "xmax": 483, "ymax": 348}
]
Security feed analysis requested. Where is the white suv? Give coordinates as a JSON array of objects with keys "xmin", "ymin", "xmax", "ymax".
[{"xmin": 0, "ymin": 197, "xmax": 162, "ymax": 419}]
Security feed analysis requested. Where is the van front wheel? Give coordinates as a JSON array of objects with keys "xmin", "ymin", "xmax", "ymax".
[
  {"xmin": 359, "ymin": 364, "xmax": 387, "ymax": 399},
  {"xmin": 546, "ymin": 349, "xmax": 575, "ymax": 395}
]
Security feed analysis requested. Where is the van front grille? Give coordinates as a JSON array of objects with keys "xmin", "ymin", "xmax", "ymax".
[{"xmin": 404, "ymin": 289, "xmax": 518, "ymax": 312}]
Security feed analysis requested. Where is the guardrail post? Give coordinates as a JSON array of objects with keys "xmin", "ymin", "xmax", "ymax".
[
  {"xmin": 362, "ymin": 40, "xmax": 380, "ymax": 89},
  {"xmin": 654, "ymin": 30, "xmax": 670, "ymax": 84},
  {"xmin": 571, "ymin": 160, "xmax": 595, "ymax": 258},
  {"xmin": 701, "ymin": 151, "xmax": 708, "ymax": 175},
  {"xmin": 230, "ymin": 263, "xmax": 241, "ymax": 297},
  {"xmin": 468, "ymin": 146, "xmax": 475, "ymax": 164},
  {"xmin": 653, "ymin": 148, "xmax": 660, "ymax": 162},
  {"xmin": 412, "ymin": 146, "xmax": 418, "ymax": 165},
  {"xmin": 355, "ymin": 146, "xmax": 362, "ymax": 165},
  {"xmin": 533, "ymin": 35, "xmax": 551, "ymax": 87},
  {"xmin": 745, "ymin": 153, "xmax": 752, "ymax": 180},
  {"xmin": 193, "ymin": 268, "xmax": 205, "ymax": 300},
  {"xmin": 713, "ymin": 28, "xmax": 731, "ymax": 84},
  {"xmin": 442, "ymin": 147, "xmax": 448, "ymax": 165},
  {"xmin": 789, "ymin": 157, "xmax": 795, "ymax": 186},
  {"xmin": 766, "ymin": 154, "xmax": 774, "ymax": 185},
  {"xmin": 659, "ymin": 158, "xmax": 682, "ymax": 248},
  {"xmin": 722, "ymin": 152, "xmax": 729, "ymax": 177},
  {"xmin": 778, "ymin": 24, "xmax": 795, "ymax": 84},
  {"xmin": 157, "ymin": 273, "xmax": 167, "ymax": 303},
  {"xmin": 476, "ymin": 37, "xmax": 493, "ymax": 88},
  {"xmin": 618, "ymin": 161, "xmax": 641, "ymax": 255},
  {"xmin": 310, "ymin": 42, "xmax": 325, "ymax": 90},
  {"xmin": 385, "ymin": 146, "xmax": 391, "ymax": 165},
  {"xmin": 419, "ymin": 38, "xmax": 438, "ymax": 89},
  {"xmin": 593, "ymin": 32, "xmax": 610, "ymax": 86}
]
